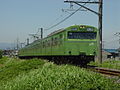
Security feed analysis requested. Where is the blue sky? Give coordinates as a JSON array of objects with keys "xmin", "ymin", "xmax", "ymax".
[{"xmin": 0, "ymin": 0, "xmax": 120, "ymax": 49}]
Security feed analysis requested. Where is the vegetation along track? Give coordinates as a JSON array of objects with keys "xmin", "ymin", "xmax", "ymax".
[{"xmin": 87, "ymin": 66, "xmax": 120, "ymax": 76}]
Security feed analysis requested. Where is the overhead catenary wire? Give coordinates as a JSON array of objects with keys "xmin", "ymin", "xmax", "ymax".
[
  {"xmin": 44, "ymin": 7, "xmax": 81, "ymax": 31},
  {"xmin": 44, "ymin": 0, "xmax": 91, "ymax": 31},
  {"xmin": 103, "ymin": 39, "xmax": 119, "ymax": 49},
  {"xmin": 45, "ymin": 14, "xmax": 65, "ymax": 29},
  {"xmin": 105, "ymin": 39, "xmax": 119, "ymax": 44},
  {"xmin": 103, "ymin": 33, "xmax": 120, "ymax": 44}
]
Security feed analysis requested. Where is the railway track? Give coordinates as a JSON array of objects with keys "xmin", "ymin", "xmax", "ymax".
[{"xmin": 87, "ymin": 66, "xmax": 120, "ymax": 76}]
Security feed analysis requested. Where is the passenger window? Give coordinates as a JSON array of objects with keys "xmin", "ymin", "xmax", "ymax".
[{"xmin": 60, "ymin": 34, "xmax": 63, "ymax": 39}]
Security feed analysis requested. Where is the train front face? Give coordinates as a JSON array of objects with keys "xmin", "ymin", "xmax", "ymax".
[{"xmin": 65, "ymin": 25, "xmax": 98, "ymax": 57}]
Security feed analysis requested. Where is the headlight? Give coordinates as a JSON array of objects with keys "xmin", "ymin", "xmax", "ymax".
[
  {"xmin": 87, "ymin": 28, "xmax": 94, "ymax": 31},
  {"xmin": 80, "ymin": 26, "xmax": 85, "ymax": 29},
  {"xmin": 71, "ymin": 28, "xmax": 77, "ymax": 31}
]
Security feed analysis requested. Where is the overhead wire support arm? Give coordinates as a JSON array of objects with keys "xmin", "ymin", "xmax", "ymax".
[
  {"xmin": 74, "ymin": 2, "xmax": 100, "ymax": 15},
  {"xmin": 64, "ymin": 1, "xmax": 99, "ymax": 4},
  {"xmin": 64, "ymin": 1, "xmax": 100, "ymax": 15}
]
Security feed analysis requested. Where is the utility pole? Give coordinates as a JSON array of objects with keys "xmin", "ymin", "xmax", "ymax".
[
  {"xmin": 115, "ymin": 32, "xmax": 120, "ymax": 60},
  {"xmin": 20, "ymin": 43, "xmax": 24, "ymax": 48},
  {"xmin": 98, "ymin": 0, "xmax": 103, "ymax": 63},
  {"xmin": 41, "ymin": 28, "xmax": 43, "ymax": 39},
  {"xmin": 27, "ymin": 38, "xmax": 29, "ymax": 45},
  {"xmin": 16, "ymin": 38, "xmax": 19, "ymax": 50},
  {"xmin": 64, "ymin": 0, "xmax": 103, "ymax": 63}
]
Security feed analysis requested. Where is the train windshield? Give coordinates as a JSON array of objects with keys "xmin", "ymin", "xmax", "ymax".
[{"xmin": 68, "ymin": 32, "xmax": 97, "ymax": 39}]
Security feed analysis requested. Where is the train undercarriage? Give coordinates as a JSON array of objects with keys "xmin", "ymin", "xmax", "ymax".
[{"xmin": 19, "ymin": 55, "xmax": 94, "ymax": 66}]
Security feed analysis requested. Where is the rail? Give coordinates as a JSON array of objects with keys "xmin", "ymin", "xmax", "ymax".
[{"xmin": 87, "ymin": 66, "xmax": 120, "ymax": 76}]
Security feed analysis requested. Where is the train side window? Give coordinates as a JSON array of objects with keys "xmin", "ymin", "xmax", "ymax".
[
  {"xmin": 47, "ymin": 40, "xmax": 49, "ymax": 47},
  {"xmin": 51, "ymin": 38, "xmax": 54, "ymax": 46},
  {"xmin": 47, "ymin": 40, "xmax": 50, "ymax": 47},
  {"xmin": 40, "ymin": 41, "xmax": 42, "ymax": 47},
  {"xmin": 54, "ymin": 37, "xmax": 58, "ymax": 46},
  {"xmin": 43, "ymin": 41, "xmax": 45, "ymax": 48},
  {"xmin": 45, "ymin": 40, "xmax": 47, "ymax": 47},
  {"xmin": 60, "ymin": 34, "xmax": 63, "ymax": 39},
  {"xmin": 59, "ymin": 34, "xmax": 63, "ymax": 45},
  {"xmin": 53, "ymin": 38, "xmax": 55, "ymax": 46}
]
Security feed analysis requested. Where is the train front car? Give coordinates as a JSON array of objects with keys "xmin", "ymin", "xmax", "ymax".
[
  {"xmin": 18, "ymin": 25, "xmax": 98, "ymax": 65},
  {"xmin": 64, "ymin": 25, "xmax": 98, "ymax": 65}
]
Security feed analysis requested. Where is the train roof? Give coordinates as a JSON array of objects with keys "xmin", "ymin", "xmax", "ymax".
[
  {"xmin": 47, "ymin": 25, "xmax": 97, "ymax": 37},
  {"xmin": 47, "ymin": 28, "xmax": 64, "ymax": 37},
  {"xmin": 22, "ymin": 25, "xmax": 97, "ymax": 48}
]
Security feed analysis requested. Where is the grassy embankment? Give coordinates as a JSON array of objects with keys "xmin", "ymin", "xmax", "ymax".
[
  {"xmin": 89, "ymin": 60, "xmax": 120, "ymax": 70},
  {"xmin": 0, "ymin": 57, "xmax": 120, "ymax": 90}
]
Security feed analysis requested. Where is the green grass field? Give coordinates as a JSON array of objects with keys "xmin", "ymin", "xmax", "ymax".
[
  {"xmin": 0, "ymin": 57, "xmax": 120, "ymax": 90},
  {"xmin": 88, "ymin": 60, "xmax": 120, "ymax": 70}
]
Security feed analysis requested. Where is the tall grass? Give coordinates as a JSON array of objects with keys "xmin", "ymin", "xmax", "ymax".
[
  {"xmin": 0, "ymin": 56, "xmax": 8, "ymax": 64},
  {"xmin": 0, "ymin": 57, "xmax": 45, "ymax": 83},
  {"xmin": 0, "ymin": 57, "xmax": 120, "ymax": 90},
  {"xmin": 89, "ymin": 60, "xmax": 120, "ymax": 70}
]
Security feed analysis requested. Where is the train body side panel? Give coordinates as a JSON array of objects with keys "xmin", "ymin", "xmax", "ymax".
[
  {"xmin": 18, "ymin": 25, "xmax": 98, "ymax": 60},
  {"xmin": 64, "ymin": 40, "xmax": 97, "ymax": 56}
]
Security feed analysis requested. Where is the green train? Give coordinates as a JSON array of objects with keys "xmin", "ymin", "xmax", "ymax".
[{"xmin": 18, "ymin": 25, "xmax": 98, "ymax": 64}]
